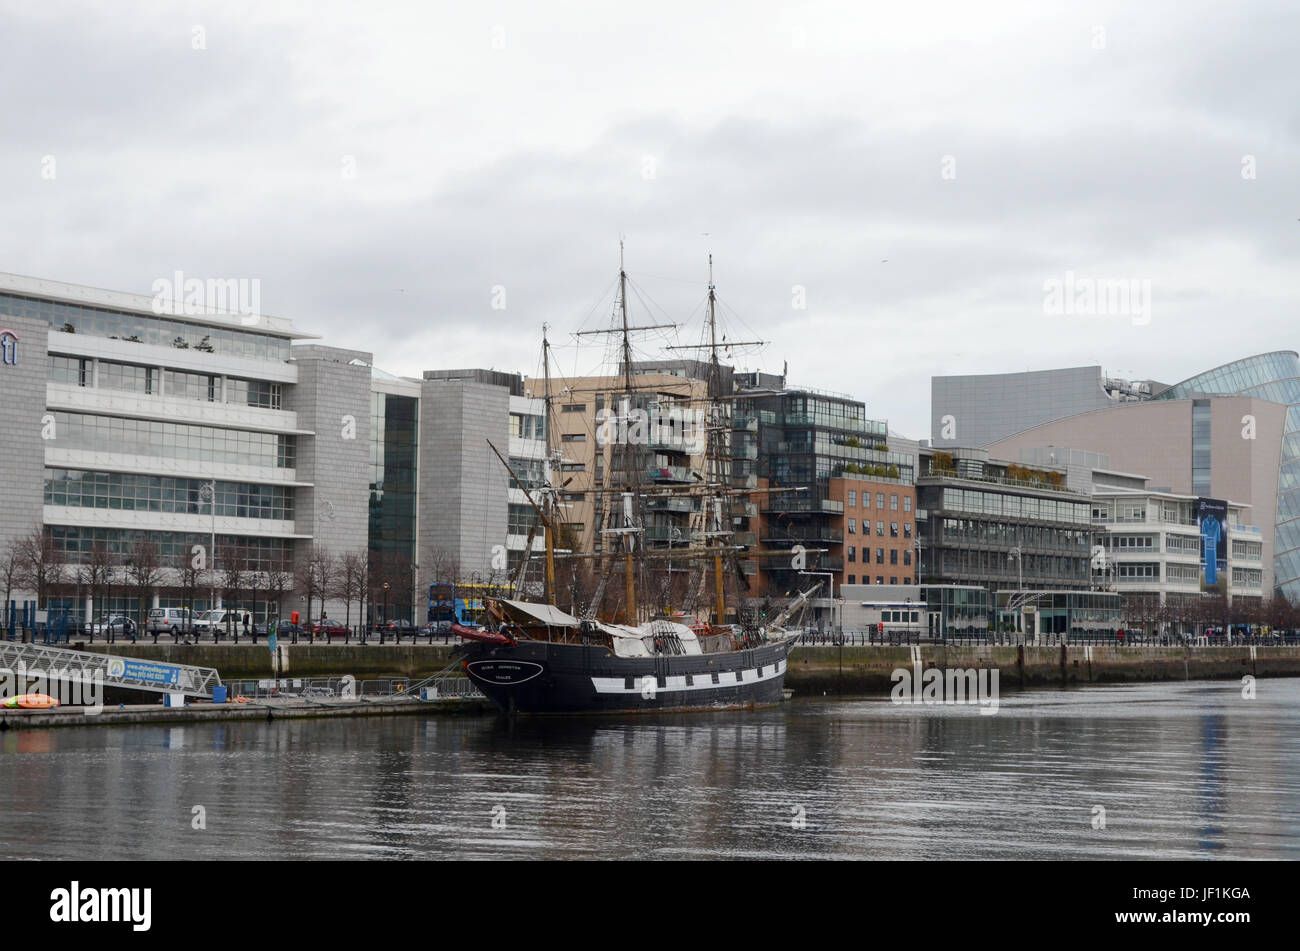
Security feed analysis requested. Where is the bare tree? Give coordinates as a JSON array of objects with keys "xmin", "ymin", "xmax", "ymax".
[
  {"xmin": 123, "ymin": 538, "xmax": 163, "ymax": 633},
  {"xmin": 78, "ymin": 542, "xmax": 114, "ymax": 628},
  {"xmin": 264, "ymin": 555, "xmax": 293, "ymax": 626},
  {"xmin": 296, "ymin": 546, "xmax": 335, "ymax": 633},
  {"xmin": 338, "ymin": 551, "xmax": 366, "ymax": 629},
  {"xmin": 174, "ymin": 546, "xmax": 203, "ymax": 635},
  {"xmin": 1, "ymin": 541, "xmax": 23, "ymax": 630},
  {"xmin": 220, "ymin": 544, "xmax": 249, "ymax": 637},
  {"xmin": 16, "ymin": 525, "xmax": 63, "ymax": 610}
]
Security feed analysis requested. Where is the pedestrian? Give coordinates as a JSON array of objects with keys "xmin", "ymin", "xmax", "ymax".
[{"xmin": 243, "ymin": 611, "xmax": 250, "ymax": 637}]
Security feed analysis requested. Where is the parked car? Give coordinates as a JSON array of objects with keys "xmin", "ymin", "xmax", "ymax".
[
  {"xmin": 83, "ymin": 615, "xmax": 136, "ymax": 637},
  {"xmin": 310, "ymin": 619, "xmax": 350, "ymax": 639},
  {"xmin": 382, "ymin": 619, "xmax": 417, "ymax": 635},
  {"xmin": 147, "ymin": 607, "xmax": 192, "ymax": 635}
]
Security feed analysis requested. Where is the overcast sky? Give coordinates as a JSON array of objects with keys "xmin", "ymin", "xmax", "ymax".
[{"xmin": 3, "ymin": 0, "xmax": 1298, "ymax": 438}]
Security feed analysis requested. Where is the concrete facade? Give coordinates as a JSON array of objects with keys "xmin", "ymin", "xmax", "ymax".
[
  {"xmin": 418, "ymin": 376, "xmax": 511, "ymax": 581},
  {"xmin": 931, "ymin": 366, "xmax": 1150, "ymax": 449},
  {"xmin": 289, "ymin": 346, "xmax": 374, "ymax": 620},
  {"xmin": 0, "ymin": 314, "xmax": 52, "ymax": 592}
]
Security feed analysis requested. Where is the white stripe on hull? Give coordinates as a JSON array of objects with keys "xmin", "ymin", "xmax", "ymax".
[{"xmin": 591, "ymin": 659, "xmax": 787, "ymax": 694}]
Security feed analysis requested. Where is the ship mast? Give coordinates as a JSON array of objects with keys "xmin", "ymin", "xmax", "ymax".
[
  {"xmin": 574, "ymin": 242, "xmax": 677, "ymax": 624},
  {"xmin": 618, "ymin": 242, "xmax": 640, "ymax": 623},
  {"xmin": 666, "ymin": 254, "xmax": 766, "ymax": 627},
  {"xmin": 541, "ymin": 323, "xmax": 557, "ymax": 605}
]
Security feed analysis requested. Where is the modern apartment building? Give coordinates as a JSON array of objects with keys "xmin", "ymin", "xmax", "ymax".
[
  {"xmin": 524, "ymin": 368, "xmax": 710, "ymax": 560},
  {"xmin": 738, "ymin": 377, "xmax": 918, "ymax": 606}
]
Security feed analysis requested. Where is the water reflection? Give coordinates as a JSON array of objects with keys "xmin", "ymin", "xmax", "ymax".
[{"xmin": 1, "ymin": 681, "xmax": 1298, "ymax": 859}]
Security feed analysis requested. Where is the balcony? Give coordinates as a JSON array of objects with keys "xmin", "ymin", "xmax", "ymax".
[
  {"xmin": 761, "ymin": 527, "xmax": 844, "ymax": 544},
  {"xmin": 730, "ymin": 502, "xmax": 758, "ymax": 518},
  {"xmin": 732, "ymin": 531, "xmax": 758, "ymax": 547},
  {"xmin": 731, "ymin": 444, "xmax": 758, "ymax": 460},
  {"xmin": 760, "ymin": 498, "xmax": 843, "ymax": 515},
  {"xmin": 646, "ymin": 465, "xmax": 697, "ymax": 483},
  {"xmin": 646, "ymin": 497, "xmax": 698, "ymax": 514},
  {"xmin": 732, "ymin": 415, "xmax": 758, "ymax": 433}
]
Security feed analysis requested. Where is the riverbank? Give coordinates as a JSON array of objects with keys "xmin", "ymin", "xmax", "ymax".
[
  {"xmin": 785, "ymin": 642, "xmax": 1300, "ymax": 693},
  {"xmin": 16, "ymin": 642, "xmax": 1300, "ymax": 709}
]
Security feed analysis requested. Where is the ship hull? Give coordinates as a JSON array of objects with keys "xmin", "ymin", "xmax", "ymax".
[{"xmin": 459, "ymin": 638, "xmax": 794, "ymax": 715}]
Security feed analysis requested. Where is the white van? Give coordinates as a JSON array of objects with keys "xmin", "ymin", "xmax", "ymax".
[
  {"xmin": 193, "ymin": 609, "xmax": 238, "ymax": 634},
  {"xmin": 147, "ymin": 607, "xmax": 192, "ymax": 635}
]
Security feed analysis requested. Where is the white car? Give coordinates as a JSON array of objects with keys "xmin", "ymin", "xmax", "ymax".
[{"xmin": 84, "ymin": 615, "xmax": 137, "ymax": 637}]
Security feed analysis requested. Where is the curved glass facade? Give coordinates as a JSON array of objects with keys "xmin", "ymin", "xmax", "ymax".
[{"xmin": 1157, "ymin": 351, "xmax": 1300, "ymax": 599}]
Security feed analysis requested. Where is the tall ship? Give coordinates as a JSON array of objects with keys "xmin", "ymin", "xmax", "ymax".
[{"xmin": 452, "ymin": 247, "xmax": 820, "ymax": 714}]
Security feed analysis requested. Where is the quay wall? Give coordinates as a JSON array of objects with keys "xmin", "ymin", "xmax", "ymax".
[
  {"xmin": 782, "ymin": 644, "xmax": 1300, "ymax": 694},
  {"xmin": 58, "ymin": 642, "xmax": 1300, "ymax": 695}
]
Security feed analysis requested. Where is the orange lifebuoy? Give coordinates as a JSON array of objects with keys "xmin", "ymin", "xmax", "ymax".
[{"xmin": 234, "ymin": 696, "xmax": 250, "ymax": 704}]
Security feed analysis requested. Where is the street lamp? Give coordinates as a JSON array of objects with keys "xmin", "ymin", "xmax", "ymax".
[
  {"xmin": 383, "ymin": 582, "xmax": 390, "ymax": 625},
  {"xmin": 1007, "ymin": 546, "xmax": 1024, "ymax": 638},
  {"xmin": 199, "ymin": 480, "xmax": 217, "ymax": 616}
]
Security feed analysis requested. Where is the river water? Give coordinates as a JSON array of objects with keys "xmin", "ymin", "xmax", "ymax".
[{"xmin": 2, "ymin": 680, "xmax": 1298, "ymax": 860}]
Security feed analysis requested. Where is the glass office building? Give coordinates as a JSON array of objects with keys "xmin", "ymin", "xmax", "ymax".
[{"xmin": 1156, "ymin": 351, "xmax": 1300, "ymax": 599}]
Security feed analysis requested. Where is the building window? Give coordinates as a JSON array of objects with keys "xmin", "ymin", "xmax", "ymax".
[
  {"xmin": 561, "ymin": 404, "xmax": 586, "ymax": 413},
  {"xmin": 904, "ymin": 550, "xmax": 912, "ymax": 566},
  {"xmin": 903, "ymin": 496, "xmax": 912, "ymax": 512},
  {"xmin": 890, "ymin": 549, "xmax": 898, "ymax": 565},
  {"xmin": 561, "ymin": 433, "xmax": 586, "ymax": 442},
  {"xmin": 877, "ymin": 493, "xmax": 885, "ymax": 508},
  {"xmin": 890, "ymin": 577, "xmax": 898, "ymax": 585},
  {"xmin": 848, "ymin": 574, "xmax": 856, "ymax": 584},
  {"xmin": 876, "ymin": 576, "xmax": 884, "ymax": 584},
  {"xmin": 164, "ymin": 369, "xmax": 217, "ymax": 402},
  {"xmin": 848, "ymin": 519, "xmax": 856, "ymax": 534},
  {"xmin": 848, "ymin": 490, "xmax": 856, "ymax": 507},
  {"xmin": 890, "ymin": 522, "xmax": 898, "ymax": 537},
  {"xmin": 50, "ymin": 355, "xmax": 90, "ymax": 386},
  {"xmin": 890, "ymin": 494, "xmax": 899, "ymax": 510},
  {"xmin": 876, "ymin": 521, "xmax": 884, "ymax": 536},
  {"xmin": 848, "ymin": 546, "xmax": 856, "ymax": 563},
  {"xmin": 904, "ymin": 523, "xmax": 912, "ymax": 538},
  {"xmin": 876, "ymin": 548, "xmax": 885, "ymax": 564}
]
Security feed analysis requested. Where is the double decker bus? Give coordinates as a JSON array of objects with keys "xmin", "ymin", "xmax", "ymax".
[{"xmin": 428, "ymin": 582, "xmax": 512, "ymax": 630}]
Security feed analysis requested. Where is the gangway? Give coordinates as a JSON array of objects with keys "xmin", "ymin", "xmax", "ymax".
[{"xmin": 0, "ymin": 642, "xmax": 221, "ymax": 698}]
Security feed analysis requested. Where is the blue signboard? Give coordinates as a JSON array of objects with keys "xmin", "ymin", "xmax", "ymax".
[{"xmin": 106, "ymin": 657, "xmax": 181, "ymax": 686}]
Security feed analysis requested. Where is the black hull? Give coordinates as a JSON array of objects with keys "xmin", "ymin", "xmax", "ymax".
[{"xmin": 459, "ymin": 638, "xmax": 794, "ymax": 715}]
